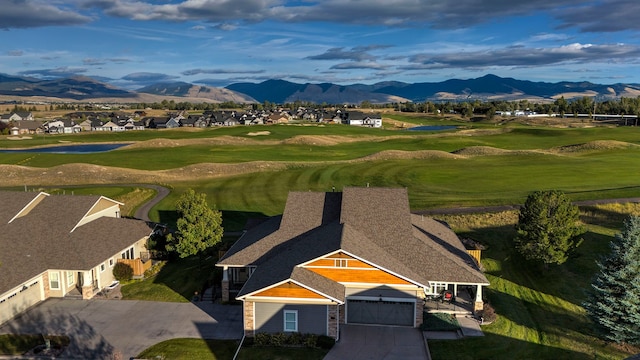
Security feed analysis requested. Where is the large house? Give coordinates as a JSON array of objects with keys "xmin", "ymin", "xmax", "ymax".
[
  {"xmin": 0, "ymin": 191, "xmax": 153, "ymax": 325},
  {"xmin": 217, "ymin": 187, "xmax": 489, "ymax": 340}
]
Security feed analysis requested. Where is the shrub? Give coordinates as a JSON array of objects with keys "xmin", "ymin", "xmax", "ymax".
[
  {"xmin": 269, "ymin": 332, "xmax": 287, "ymax": 347},
  {"xmin": 478, "ymin": 302, "xmax": 497, "ymax": 324},
  {"xmin": 303, "ymin": 334, "xmax": 318, "ymax": 348},
  {"xmin": 254, "ymin": 333, "xmax": 269, "ymax": 346},
  {"xmin": 286, "ymin": 331, "xmax": 304, "ymax": 345},
  {"xmin": 112, "ymin": 262, "xmax": 133, "ymax": 281},
  {"xmin": 252, "ymin": 332, "xmax": 329, "ymax": 348},
  {"xmin": 316, "ymin": 335, "xmax": 335, "ymax": 349},
  {"xmin": 143, "ymin": 261, "xmax": 166, "ymax": 278}
]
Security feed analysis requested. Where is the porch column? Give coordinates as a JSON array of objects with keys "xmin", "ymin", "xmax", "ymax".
[
  {"xmin": 453, "ymin": 284, "xmax": 458, "ymax": 297},
  {"xmin": 221, "ymin": 266, "xmax": 230, "ymax": 303},
  {"xmin": 81, "ymin": 271, "xmax": 94, "ymax": 300},
  {"xmin": 474, "ymin": 284, "xmax": 484, "ymax": 313}
]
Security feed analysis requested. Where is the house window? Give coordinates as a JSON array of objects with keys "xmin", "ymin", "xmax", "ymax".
[
  {"xmin": 100, "ymin": 263, "xmax": 106, "ymax": 272},
  {"xmin": 109, "ymin": 258, "xmax": 114, "ymax": 267},
  {"xmin": 334, "ymin": 259, "xmax": 348, "ymax": 267},
  {"xmin": 50, "ymin": 272, "xmax": 60, "ymax": 290},
  {"xmin": 67, "ymin": 271, "xmax": 74, "ymax": 287},
  {"xmin": 283, "ymin": 310, "xmax": 298, "ymax": 332},
  {"xmin": 122, "ymin": 247, "xmax": 134, "ymax": 260}
]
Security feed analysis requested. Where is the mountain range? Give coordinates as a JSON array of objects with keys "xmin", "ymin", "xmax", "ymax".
[{"xmin": 1, "ymin": 73, "xmax": 639, "ymax": 104}]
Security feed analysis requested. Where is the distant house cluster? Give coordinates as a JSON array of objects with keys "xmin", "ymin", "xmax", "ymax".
[{"xmin": 0, "ymin": 109, "xmax": 382, "ymax": 135}]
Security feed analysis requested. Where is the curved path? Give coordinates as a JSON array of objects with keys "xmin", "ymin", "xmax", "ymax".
[{"xmin": 133, "ymin": 184, "xmax": 170, "ymax": 222}]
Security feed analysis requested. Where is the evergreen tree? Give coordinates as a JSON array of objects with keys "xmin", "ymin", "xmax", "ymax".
[
  {"xmin": 515, "ymin": 190, "xmax": 584, "ymax": 266},
  {"xmin": 166, "ymin": 189, "xmax": 223, "ymax": 259},
  {"xmin": 584, "ymin": 216, "xmax": 640, "ymax": 345}
]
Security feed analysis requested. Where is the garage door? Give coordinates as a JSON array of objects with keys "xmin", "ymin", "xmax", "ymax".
[
  {"xmin": 347, "ymin": 299, "xmax": 414, "ymax": 326},
  {"xmin": 0, "ymin": 281, "xmax": 42, "ymax": 324}
]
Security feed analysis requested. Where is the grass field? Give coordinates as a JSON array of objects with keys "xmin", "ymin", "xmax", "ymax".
[
  {"xmin": 426, "ymin": 207, "xmax": 638, "ymax": 359},
  {"xmin": 2, "ymin": 117, "xmax": 640, "ymax": 358}
]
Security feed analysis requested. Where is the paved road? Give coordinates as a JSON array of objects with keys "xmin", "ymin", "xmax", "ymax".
[
  {"xmin": 0, "ymin": 299, "xmax": 242, "ymax": 360},
  {"xmin": 134, "ymin": 184, "xmax": 170, "ymax": 222}
]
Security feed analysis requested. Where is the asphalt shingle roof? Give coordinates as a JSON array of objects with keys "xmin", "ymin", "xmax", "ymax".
[
  {"xmin": 0, "ymin": 191, "xmax": 153, "ymax": 295},
  {"xmin": 218, "ymin": 187, "xmax": 489, "ymax": 300}
]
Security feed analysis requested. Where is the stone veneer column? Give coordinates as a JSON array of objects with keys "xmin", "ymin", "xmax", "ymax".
[
  {"xmin": 338, "ymin": 304, "xmax": 346, "ymax": 324},
  {"xmin": 82, "ymin": 271, "xmax": 94, "ymax": 300},
  {"xmin": 328, "ymin": 305, "xmax": 339, "ymax": 339},
  {"xmin": 244, "ymin": 301, "xmax": 255, "ymax": 337},
  {"xmin": 221, "ymin": 267, "xmax": 230, "ymax": 303},
  {"xmin": 474, "ymin": 284, "xmax": 484, "ymax": 313},
  {"xmin": 42, "ymin": 272, "xmax": 50, "ymax": 299},
  {"xmin": 415, "ymin": 300, "xmax": 423, "ymax": 327},
  {"xmin": 82, "ymin": 286, "xmax": 94, "ymax": 300}
]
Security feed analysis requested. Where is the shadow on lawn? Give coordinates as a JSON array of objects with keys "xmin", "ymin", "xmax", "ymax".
[
  {"xmin": 461, "ymin": 222, "xmax": 613, "ymax": 308},
  {"xmin": 429, "ymin": 331, "xmax": 605, "ymax": 360},
  {"xmin": 486, "ymin": 288, "xmax": 594, "ymax": 342},
  {"xmin": 157, "ymin": 209, "xmax": 267, "ymax": 233}
]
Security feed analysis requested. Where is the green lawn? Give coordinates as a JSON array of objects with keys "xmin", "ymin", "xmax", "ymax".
[
  {"xmin": 121, "ymin": 257, "xmax": 217, "ymax": 302},
  {"xmin": 136, "ymin": 338, "xmax": 329, "ymax": 360},
  {"xmin": 426, "ymin": 208, "xmax": 637, "ymax": 359},
  {"xmin": 136, "ymin": 338, "xmax": 238, "ymax": 360},
  {"xmin": 147, "ymin": 148, "xmax": 640, "ymax": 224}
]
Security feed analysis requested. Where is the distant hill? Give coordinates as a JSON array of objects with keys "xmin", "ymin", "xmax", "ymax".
[
  {"xmin": 0, "ymin": 75, "xmax": 132, "ymax": 100},
  {"xmin": 226, "ymin": 74, "xmax": 640, "ymax": 104},
  {"xmin": 137, "ymin": 82, "xmax": 255, "ymax": 102},
  {"xmin": 1, "ymin": 73, "xmax": 639, "ymax": 104}
]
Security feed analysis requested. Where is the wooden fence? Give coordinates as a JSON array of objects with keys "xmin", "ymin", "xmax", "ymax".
[
  {"xmin": 466, "ymin": 250, "xmax": 482, "ymax": 266},
  {"xmin": 117, "ymin": 258, "xmax": 152, "ymax": 277}
]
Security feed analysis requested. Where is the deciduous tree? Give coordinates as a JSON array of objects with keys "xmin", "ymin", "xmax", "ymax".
[
  {"xmin": 515, "ymin": 190, "xmax": 584, "ymax": 266},
  {"xmin": 584, "ymin": 216, "xmax": 640, "ymax": 345},
  {"xmin": 166, "ymin": 189, "xmax": 223, "ymax": 259}
]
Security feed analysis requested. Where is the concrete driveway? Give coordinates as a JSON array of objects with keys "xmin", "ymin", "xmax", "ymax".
[
  {"xmin": 324, "ymin": 324, "xmax": 428, "ymax": 360},
  {"xmin": 0, "ymin": 299, "xmax": 242, "ymax": 359}
]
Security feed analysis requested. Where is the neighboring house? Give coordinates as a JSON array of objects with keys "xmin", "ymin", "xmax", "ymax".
[
  {"xmin": 217, "ymin": 187, "xmax": 489, "ymax": 340},
  {"xmin": 10, "ymin": 120, "xmax": 43, "ymax": 135},
  {"xmin": 44, "ymin": 119, "xmax": 81, "ymax": 134},
  {"xmin": 9, "ymin": 112, "xmax": 34, "ymax": 121},
  {"xmin": 123, "ymin": 119, "xmax": 146, "ymax": 131},
  {"xmin": 0, "ymin": 191, "xmax": 153, "ymax": 325},
  {"xmin": 344, "ymin": 111, "xmax": 382, "ymax": 128},
  {"xmin": 146, "ymin": 116, "xmax": 171, "ymax": 129}
]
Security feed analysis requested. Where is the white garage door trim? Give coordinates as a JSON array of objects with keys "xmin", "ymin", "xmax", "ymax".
[{"xmin": 346, "ymin": 297, "xmax": 415, "ymax": 327}]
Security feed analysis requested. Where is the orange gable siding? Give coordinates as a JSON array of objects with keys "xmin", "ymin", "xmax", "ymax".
[
  {"xmin": 309, "ymin": 268, "xmax": 411, "ymax": 285},
  {"xmin": 254, "ymin": 282, "xmax": 325, "ymax": 299},
  {"xmin": 305, "ymin": 252, "xmax": 373, "ymax": 268}
]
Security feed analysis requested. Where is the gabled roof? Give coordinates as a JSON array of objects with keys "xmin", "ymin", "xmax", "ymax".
[
  {"xmin": 0, "ymin": 191, "xmax": 153, "ymax": 295},
  {"xmin": 218, "ymin": 187, "xmax": 489, "ymax": 299}
]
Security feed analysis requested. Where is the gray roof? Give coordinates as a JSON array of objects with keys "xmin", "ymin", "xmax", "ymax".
[
  {"xmin": 219, "ymin": 187, "xmax": 489, "ymax": 300},
  {"xmin": 0, "ymin": 191, "xmax": 153, "ymax": 295}
]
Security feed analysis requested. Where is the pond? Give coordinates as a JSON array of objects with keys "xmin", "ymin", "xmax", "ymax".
[
  {"xmin": 406, "ymin": 125, "xmax": 458, "ymax": 131},
  {"xmin": 0, "ymin": 143, "xmax": 131, "ymax": 154}
]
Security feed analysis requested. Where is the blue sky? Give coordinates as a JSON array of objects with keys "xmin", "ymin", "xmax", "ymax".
[{"xmin": 1, "ymin": 0, "xmax": 639, "ymax": 89}]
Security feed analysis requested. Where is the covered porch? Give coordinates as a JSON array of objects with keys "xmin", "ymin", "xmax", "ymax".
[{"xmin": 424, "ymin": 283, "xmax": 485, "ymax": 314}]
